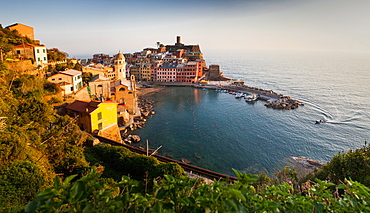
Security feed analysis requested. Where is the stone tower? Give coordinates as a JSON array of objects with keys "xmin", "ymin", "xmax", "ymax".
[{"xmin": 114, "ymin": 51, "xmax": 126, "ymax": 80}]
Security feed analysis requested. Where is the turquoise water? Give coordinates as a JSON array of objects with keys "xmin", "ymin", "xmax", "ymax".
[{"xmin": 133, "ymin": 50, "xmax": 370, "ymax": 176}]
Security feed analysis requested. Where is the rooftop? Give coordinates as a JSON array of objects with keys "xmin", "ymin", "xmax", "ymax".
[
  {"xmin": 61, "ymin": 69, "xmax": 82, "ymax": 76},
  {"xmin": 14, "ymin": 43, "xmax": 45, "ymax": 48}
]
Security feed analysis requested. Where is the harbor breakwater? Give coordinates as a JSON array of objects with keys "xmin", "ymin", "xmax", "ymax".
[{"xmin": 157, "ymin": 82, "xmax": 304, "ymax": 110}]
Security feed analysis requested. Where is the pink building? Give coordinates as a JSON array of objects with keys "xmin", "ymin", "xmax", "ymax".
[{"xmin": 155, "ymin": 63, "xmax": 177, "ymax": 82}]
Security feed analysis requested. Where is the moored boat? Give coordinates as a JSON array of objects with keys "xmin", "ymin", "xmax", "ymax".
[
  {"xmin": 245, "ymin": 94, "xmax": 258, "ymax": 102},
  {"xmin": 235, "ymin": 92, "xmax": 244, "ymax": 98}
]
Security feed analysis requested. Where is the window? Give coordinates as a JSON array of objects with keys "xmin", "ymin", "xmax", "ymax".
[
  {"xmin": 38, "ymin": 57, "xmax": 40, "ymax": 61},
  {"xmin": 16, "ymin": 50, "xmax": 21, "ymax": 54},
  {"xmin": 37, "ymin": 49, "xmax": 40, "ymax": 53},
  {"xmin": 59, "ymin": 78, "xmax": 62, "ymax": 80},
  {"xmin": 97, "ymin": 112, "xmax": 102, "ymax": 120},
  {"xmin": 98, "ymin": 122, "xmax": 103, "ymax": 130},
  {"xmin": 44, "ymin": 57, "xmax": 46, "ymax": 61},
  {"xmin": 43, "ymin": 49, "xmax": 45, "ymax": 53}
]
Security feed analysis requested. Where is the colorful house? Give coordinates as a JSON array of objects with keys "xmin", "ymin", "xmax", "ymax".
[
  {"xmin": 47, "ymin": 69, "xmax": 83, "ymax": 94},
  {"xmin": 65, "ymin": 100, "xmax": 118, "ymax": 133}
]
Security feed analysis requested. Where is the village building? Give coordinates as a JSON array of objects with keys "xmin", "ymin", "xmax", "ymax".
[
  {"xmin": 6, "ymin": 23, "xmax": 35, "ymax": 41},
  {"xmin": 14, "ymin": 43, "xmax": 48, "ymax": 67},
  {"xmin": 65, "ymin": 100, "xmax": 121, "ymax": 142},
  {"xmin": 110, "ymin": 75, "xmax": 138, "ymax": 115},
  {"xmin": 156, "ymin": 63, "xmax": 177, "ymax": 82},
  {"xmin": 88, "ymin": 74, "xmax": 111, "ymax": 100},
  {"xmin": 87, "ymin": 73, "xmax": 138, "ymax": 125},
  {"xmin": 47, "ymin": 69, "xmax": 83, "ymax": 94},
  {"xmin": 113, "ymin": 52, "xmax": 126, "ymax": 80}
]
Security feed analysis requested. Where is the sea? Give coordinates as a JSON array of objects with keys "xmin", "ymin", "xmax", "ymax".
[{"xmin": 132, "ymin": 49, "xmax": 370, "ymax": 176}]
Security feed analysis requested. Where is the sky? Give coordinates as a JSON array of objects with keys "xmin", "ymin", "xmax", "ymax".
[{"xmin": 1, "ymin": 0, "xmax": 370, "ymax": 58}]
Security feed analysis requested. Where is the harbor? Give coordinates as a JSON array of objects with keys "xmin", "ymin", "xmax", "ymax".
[{"xmin": 150, "ymin": 81, "xmax": 304, "ymax": 110}]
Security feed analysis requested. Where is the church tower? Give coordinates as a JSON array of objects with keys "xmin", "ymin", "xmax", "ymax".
[{"xmin": 114, "ymin": 51, "xmax": 126, "ymax": 80}]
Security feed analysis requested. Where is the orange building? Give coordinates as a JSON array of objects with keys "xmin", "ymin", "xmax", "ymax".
[{"xmin": 6, "ymin": 23, "xmax": 35, "ymax": 40}]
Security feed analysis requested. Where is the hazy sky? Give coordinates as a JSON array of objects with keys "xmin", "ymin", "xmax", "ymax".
[{"xmin": 2, "ymin": 0, "xmax": 369, "ymax": 58}]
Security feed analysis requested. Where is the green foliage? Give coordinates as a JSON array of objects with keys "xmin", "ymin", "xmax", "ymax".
[
  {"xmin": 82, "ymin": 72, "xmax": 93, "ymax": 83},
  {"xmin": 73, "ymin": 62, "xmax": 82, "ymax": 71},
  {"xmin": 84, "ymin": 145, "xmax": 184, "ymax": 182},
  {"xmin": 0, "ymin": 63, "xmax": 91, "ymax": 210},
  {"xmin": 0, "ymin": 127, "xmax": 29, "ymax": 163},
  {"xmin": 274, "ymin": 165, "xmax": 298, "ymax": 185},
  {"xmin": 23, "ymin": 168, "xmax": 370, "ymax": 212},
  {"xmin": 47, "ymin": 48, "xmax": 67, "ymax": 62},
  {"xmin": 14, "ymin": 97, "xmax": 54, "ymax": 128},
  {"xmin": 0, "ymin": 161, "xmax": 50, "ymax": 211},
  {"xmin": 314, "ymin": 143, "xmax": 370, "ymax": 186},
  {"xmin": 43, "ymin": 81, "xmax": 60, "ymax": 94},
  {"xmin": 40, "ymin": 115, "xmax": 91, "ymax": 177}
]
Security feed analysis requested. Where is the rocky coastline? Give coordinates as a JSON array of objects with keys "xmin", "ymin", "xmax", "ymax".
[
  {"xmin": 264, "ymin": 96, "xmax": 304, "ymax": 110},
  {"xmin": 196, "ymin": 83, "xmax": 304, "ymax": 110},
  {"xmin": 121, "ymin": 86, "xmax": 164, "ymax": 144}
]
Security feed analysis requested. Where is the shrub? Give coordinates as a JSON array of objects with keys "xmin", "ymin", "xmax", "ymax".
[{"xmin": 0, "ymin": 161, "xmax": 49, "ymax": 211}]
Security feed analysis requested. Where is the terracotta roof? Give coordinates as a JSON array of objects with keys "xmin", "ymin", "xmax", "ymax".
[
  {"xmin": 65, "ymin": 100, "xmax": 100, "ymax": 114},
  {"xmin": 14, "ymin": 43, "xmax": 45, "ymax": 48},
  {"xmin": 6, "ymin": 23, "xmax": 33, "ymax": 28}
]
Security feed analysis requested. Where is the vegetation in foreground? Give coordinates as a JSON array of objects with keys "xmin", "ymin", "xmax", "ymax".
[{"xmin": 23, "ymin": 168, "xmax": 370, "ymax": 212}]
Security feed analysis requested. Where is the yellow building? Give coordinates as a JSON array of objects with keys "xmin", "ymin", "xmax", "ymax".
[{"xmin": 65, "ymin": 100, "xmax": 118, "ymax": 133}]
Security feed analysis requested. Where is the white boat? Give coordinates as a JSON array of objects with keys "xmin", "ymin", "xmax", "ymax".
[
  {"xmin": 235, "ymin": 92, "xmax": 244, "ymax": 98},
  {"xmin": 245, "ymin": 94, "xmax": 258, "ymax": 102}
]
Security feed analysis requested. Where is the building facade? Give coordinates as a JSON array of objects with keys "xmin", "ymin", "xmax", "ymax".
[
  {"xmin": 6, "ymin": 23, "xmax": 35, "ymax": 40},
  {"xmin": 47, "ymin": 69, "xmax": 83, "ymax": 93},
  {"xmin": 113, "ymin": 52, "xmax": 126, "ymax": 80},
  {"xmin": 65, "ymin": 100, "xmax": 118, "ymax": 133},
  {"xmin": 14, "ymin": 43, "xmax": 48, "ymax": 67}
]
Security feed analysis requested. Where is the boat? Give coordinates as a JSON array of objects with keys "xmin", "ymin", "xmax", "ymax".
[
  {"xmin": 245, "ymin": 94, "xmax": 258, "ymax": 102},
  {"xmin": 315, "ymin": 119, "xmax": 326, "ymax": 124},
  {"xmin": 235, "ymin": 92, "xmax": 244, "ymax": 98}
]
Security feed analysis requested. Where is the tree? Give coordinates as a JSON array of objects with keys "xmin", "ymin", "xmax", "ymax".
[
  {"xmin": 84, "ymin": 145, "xmax": 184, "ymax": 182},
  {"xmin": 47, "ymin": 48, "xmax": 68, "ymax": 62},
  {"xmin": 314, "ymin": 143, "xmax": 370, "ymax": 186},
  {"xmin": 0, "ymin": 161, "xmax": 51, "ymax": 211},
  {"xmin": 14, "ymin": 97, "xmax": 54, "ymax": 128}
]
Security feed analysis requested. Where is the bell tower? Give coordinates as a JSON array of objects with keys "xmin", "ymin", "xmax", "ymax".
[{"xmin": 114, "ymin": 51, "xmax": 126, "ymax": 80}]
